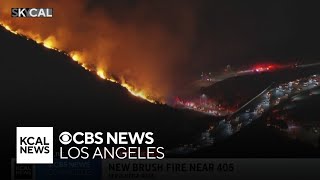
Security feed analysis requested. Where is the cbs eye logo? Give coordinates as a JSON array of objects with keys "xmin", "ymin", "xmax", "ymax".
[
  {"xmin": 59, "ymin": 131, "xmax": 104, "ymax": 145},
  {"xmin": 59, "ymin": 132, "xmax": 72, "ymax": 145}
]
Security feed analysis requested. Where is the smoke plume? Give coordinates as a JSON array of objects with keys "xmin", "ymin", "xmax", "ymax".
[{"xmin": 0, "ymin": 0, "xmax": 199, "ymax": 102}]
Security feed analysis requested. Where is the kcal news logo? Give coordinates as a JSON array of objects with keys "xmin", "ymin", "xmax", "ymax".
[
  {"xmin": 11, "ymin": 8, "xmax": 53, "ymax": 18},
  {"xmin": 16, "ymin": 127, "xmax": 53, "ymax": 164}
]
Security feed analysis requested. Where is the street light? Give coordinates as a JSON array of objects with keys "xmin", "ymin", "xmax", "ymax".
[{"xmin": 200, "ymin": 94, "xmax": 207, "ymax": 105}]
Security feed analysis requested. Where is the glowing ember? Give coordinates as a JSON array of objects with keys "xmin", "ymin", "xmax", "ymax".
[
  {"xmin": 0, "ymin": 22, "xmax": 158, "ymax": 104},
  {"xmin": 33, "ymin": 35, "xmax": 43, "ymax": 44},
  {"xmin": 81, "ymin": 63, "xmax": 90, "ymax": 71},
  {"xmin": 3, "ymin": 24, "xmax": 17, "ymax": 34},
  {"xmin": 107, "ymin": 77, "xmax": 117, "ymax": 83},
  {"xmin": 121, "ymin": 82, "xmax": 153, "ymax": 102}
]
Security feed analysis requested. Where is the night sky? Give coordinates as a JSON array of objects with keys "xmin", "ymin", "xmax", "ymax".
[{"xmin": 93, "ymin": 0, "xmax": 320, "ymax": 72}]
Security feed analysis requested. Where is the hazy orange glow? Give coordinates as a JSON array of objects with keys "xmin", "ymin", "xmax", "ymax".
[
  {"xmin": 0, "ymin": 0, "xmax": 198, "ymax": 105},
  {"xmin": 0, "ymin": 21, "xmax": 157, "ymax": 104}
]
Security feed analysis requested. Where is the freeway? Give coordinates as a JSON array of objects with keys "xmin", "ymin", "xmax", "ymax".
[
  {"xmin": 227, "ymin": 83, "xmax": 274, "ymax": 121},
  {"xmin": 169, "ymin": 73, "xmax": 320, "ymax": 155}
]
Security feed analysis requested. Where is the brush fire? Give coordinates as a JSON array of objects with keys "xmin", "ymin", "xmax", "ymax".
[
  {"xmin": 0, "ymin": 21, "xmax": 156, "ymax": 103},
  {"xmin": 0, "ymin": 0, "xmax": 197, "ymax": 105}
]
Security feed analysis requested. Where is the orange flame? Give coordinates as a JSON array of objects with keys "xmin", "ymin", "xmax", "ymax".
[
  {"xmin": 96, "ymin": 69, "xmax": 107, "ymax": 80},
  {"xmin": 0, "ymin": 21, "xmax": 158, "ymax": 104},
  {"xmin": 43, "ymin": 36, "xmax": 56, "ymax": 49},
  {"xmin": 3, "ymin": 24, "xmax": 18, "ymax": 34},
  {"xmin": 70, "ymin": 51, "xmax": 82, "ymax": 62}
]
